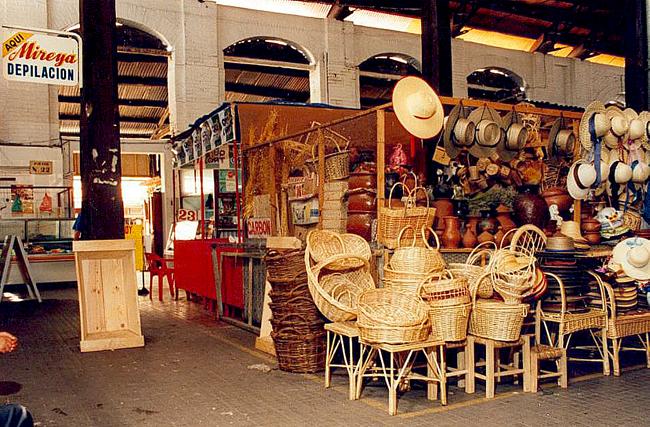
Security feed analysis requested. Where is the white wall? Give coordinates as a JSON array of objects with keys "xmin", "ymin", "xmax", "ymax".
[{"xmin": 0, "ymin": 0, "xmax": 626, "ymax": 238}]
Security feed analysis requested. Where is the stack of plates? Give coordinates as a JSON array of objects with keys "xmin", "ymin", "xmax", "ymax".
[{"xmin": 537, "ymin": 250, "xmax": 589, "ymax": 313}]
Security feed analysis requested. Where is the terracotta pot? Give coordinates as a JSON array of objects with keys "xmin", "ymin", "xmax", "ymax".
[
  {"xmin": 541, "ymin": 187, "xmax": 573, "ymax": 214},
  {"xmin": 495, "ymin": 204, "xmax": 516, "ymax": 232},
  {"xmin": 581, "ymin": 218, "xmax": 602, "ymax": 233},
  {"xmin": 477, "ymin": 230, "xmax": 496, "ymax": 244},
  {"xmin": 584, "ymin": 231, "xmax": 601, "ymax": 245},
  {"xmin": 348, "ymin": 172, "xmax": 376, "ymax": 191},
  {"xmin": 512, "ymin": 185, "xmax": 550, "ymax": 229},
  {"xmin": 347, "ymin": 191, "xmax": 376, "ymax": 212},
  {"xmin": 466, "ymin": 215, "xmax": 480, "ymax": 235},
  {"xmin": 462, "ymin": 225, "xmax": 478, "ymax": 248},
  {"xmin": 432, "ymin": 198, "xmax": 454, "ymax": 232},
  {"xmin": 347, "ymin": 213, "xmax": 374, "ymax": 241},
  {"xmin": 478, "ymin": 208, "xmax": 498, "ymax": 234},
  {"xmin": 441, "ymin": 216, "xmax": 462, "ymax": 248}
]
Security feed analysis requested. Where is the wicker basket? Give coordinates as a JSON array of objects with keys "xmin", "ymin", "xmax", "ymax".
[
  {"xmin": 306, "ymin": 230, "xmax": 371, "ymax": 271},
  {"xmin": 378, "ymin": 183, "xmax": 434, "ymax": 249},
  {"xmin": 308, "ymin": 134, "xmax": 350, "ymax": 181},
  {"xmin": 265, "ymin": 249, "xmax": 306, "ymax": 282},
  {"xmin": 272, "ymin": 329, "xmax": 326, "ymax": 373},
  {"xmin": 389, "ymin": 226, "xmax": 445, "ymax": 274},
  {"xmin": 427, "ymin": 303, "xmax": 471, "ymax": 342},
  {"xmin": 623, "ymin": 210, "xmax": 642, "ymax": 231},
  {"xmin": 469, "ymin": 299, "xmax": 528, "ymax": 342},
  {"xmin": 357, "ymin": 289, "xmax": 431, "ymax": 344},
  {"xmin": 382, "ymin": 265, "xmax": 430, "ymax": 293},
  {"xmin": 417, "ymin": 271, "xmax": 470, "ymax": 307},
  {"xmin": 305, "ymin": 250, "xmax": 375, "ymax": 322}
]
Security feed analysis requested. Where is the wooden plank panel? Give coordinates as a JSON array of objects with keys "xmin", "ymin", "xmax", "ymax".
[
  {"xmin": 101, "ymin": 258, "xmax": 127, "ymax": 332},
  {"xmin": 81, "ymin": 258, "xmax": 106, "ymax": 334},
  {"xmin": 121, "ymin": 251, "xmax": 142, "ymax": 335}
]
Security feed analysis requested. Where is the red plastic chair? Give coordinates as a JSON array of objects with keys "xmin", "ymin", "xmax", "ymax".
[{"xmin": 145, "ymin": 253, "xmax": 176, "ymax": 301}]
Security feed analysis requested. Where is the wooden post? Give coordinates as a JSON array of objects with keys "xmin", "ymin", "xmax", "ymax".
[
  {"xmin": 625, "ymin": 0, "xmax": 649, "ymax": 110},
  {"xmin": 421, "ymin": 0, "xmax": 453, "ymax": 95},
  {"xmin": 571, "ymin": 119, "xmax": 582, "ymax": 223},
  {"xmin": 377, "ymin": 110, "xmax": 386, "ymax": 210},
  {"xmin": 318, "ymin": 130, "xmax": 325, "ymax": 229},
  {"xmin": 79, "ymin": 0, "xmax": 125, "ymax": 240}
]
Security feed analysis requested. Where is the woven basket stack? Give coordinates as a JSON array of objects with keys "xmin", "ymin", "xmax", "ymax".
[
  {"xmin": 417, "ymin": 271, "xmax": 471, "ymax": 342},
  {"xmin": 265, "ymin": 249, "xmax": 326, "ymax": 373}
]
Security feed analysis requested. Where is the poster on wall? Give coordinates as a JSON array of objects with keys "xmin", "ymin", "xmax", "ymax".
[
  {"xmin": 205, "ymin": 144, "xmax": 233, "ymax": 169},
  {"xmin": 192, "ymin": 128, "xmax": 202, "ymax": 160},
  {"xmin": 218, "ymin": 170, "xmax": 240, "ymax": 193},
  {"xmin": 11, "ymin": 185, "xmax": 34, "ymax": 215},
  {"xmin": 200, "ymin": 119, "xmax": 213, "ymax": 155}
]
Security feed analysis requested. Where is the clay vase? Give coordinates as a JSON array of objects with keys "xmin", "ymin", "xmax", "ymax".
[
  {"xmin": 541, "ymin": 187, "xmax": 573, "ymax": 214},
  {"xmin": 478, "ymin": 208, "xmax": 499, "ymax": 234},
  {"xmin": 477, "ymin": 230, "xmax": 496, "ymax": 244},
  {"xmin": 462, "ymin": 224, "xmax": 478, "ymax": 248},
  {"xmin": 466, "ymin": 215, "xmax": 481, "ymax": 235},
  {"xmin": 441, "ymin": 216, "xmax": 462, "ymax": 248},
  {"xmin": 432, "ymin": 198, "xmax": 454, "ymax": 233},
  {"xmin": 512, "ymin": 185, "xmax": 550, "ymax": 229}
]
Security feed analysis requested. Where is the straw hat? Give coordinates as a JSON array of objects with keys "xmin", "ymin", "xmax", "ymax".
[
  {"xmin": 392, "ymin": 76, "xmax": 444, "ymax": 139},
  {"xmin": 546, "ymin": 235, "xmax": 576, "ymax": 252},
  {"xmin": 612, "ymin": 237, "xmax": 650, "ymax": 280},
  {"xmin": 609, "ymin": 159, "xmax": 633, "ymax": 185},
  {"xmin": 560, "ymin": 221, "xmax": 589, "ymax": 246},
  {"xmin": 579, "ymin": 101, "xmax": 610, "ymax": 151},
  {"xmin": 468, "ymin": 106, "xmax": 503, "ymax": 158},
  {"xmin": 623, "ymin": 108, "xmax": 645, "ymax": 151},
  {"xmin": 631, "ymin": 160, "xmax": 650, "ymax": 183},
  {"xmin": 548, "ymin": 117, "xmax": 576, "ymax": 156},
  {"xmin": 497, "ymin": 111, "xmax": 528, "ymax": 161},
  {"xmin": 567, "ymin": 161, "xmax": 596, "ymax": 200},
  {"xmin": 603, "ymin": 106, "xmax": 628, "ymax": 149},
  {"xmin": 639, "ymin": 111, "xmax": 650, "ymax": 149},
  {"xmin": 443, "ymin": 104, "xmax": 475, "ymax": 159}
]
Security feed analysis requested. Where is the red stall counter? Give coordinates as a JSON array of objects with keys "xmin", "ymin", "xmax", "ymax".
[{"xmin": 173, "ymin": 239, "xmax": 244, "ymax": 312}]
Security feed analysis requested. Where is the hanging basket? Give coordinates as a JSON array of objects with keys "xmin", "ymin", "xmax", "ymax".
[{"xmin": 378, "ymin": 183, "xmax": 434, "ymax": 249}]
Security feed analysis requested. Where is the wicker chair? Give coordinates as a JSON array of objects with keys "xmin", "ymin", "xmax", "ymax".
[
  {"xmin": 538, "ymin": 272, "xmax": 609, "ymax": 375},
  {"xmin": 509, "ymin": 225, "xmax": 547, "ymax": 255},
  {"xmin": 589, "ymin": 272, "xmax": 650, "ymax": 376}
]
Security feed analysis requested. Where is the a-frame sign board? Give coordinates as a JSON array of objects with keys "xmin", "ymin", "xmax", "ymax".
[{"xmin": 0, "ymin": 235, "xmax": 41, "ymax": 303}]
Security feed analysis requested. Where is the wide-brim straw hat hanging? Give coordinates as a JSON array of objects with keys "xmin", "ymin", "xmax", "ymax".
[
  {"xmin": 497, "ymin": 111, "xmax": 528, "ymax": 161},
  {"xmin": 579, "ymin": 101, "xmax": 611, "ymax": 151},
  {"xmin": 444, "ymin": 103, "xmax": 475, "ymax": 159},
  {"xmin": 623, "ymin": 108, "xmax": 645, "ymax": 151},
  {"xmin": 639, "ymin": 111, "xmax": 650, "ymax": 150},
  {"xmin": 603, "ymin": 106, "xmax": 628, "ymax": 149},
  {"xmin": 468, "ymin": 106, "xmax": 504, "ymax": 159},
  {"xmin": 567, "ymin": 160, "xmax": 596, "ymax": 200},
  {"xmin": 393, "ymin": 76, "xmax": 444, "ymax": 139},
  {"xmin": 548, "ymin": 117, "xmax": 576, "ymax": 156}
]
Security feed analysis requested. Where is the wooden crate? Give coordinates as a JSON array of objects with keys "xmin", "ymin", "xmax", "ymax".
[{"xmin": 73, "ymin": 239, "xmax": 145, "ymax": 352}]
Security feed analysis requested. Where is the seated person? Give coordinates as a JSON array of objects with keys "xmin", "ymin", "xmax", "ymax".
[{"xmin": 0, "ymin": 332, "xmax": 34, "ymax": 427}]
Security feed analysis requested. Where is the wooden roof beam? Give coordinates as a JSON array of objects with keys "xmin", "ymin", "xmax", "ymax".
[{"xmin": 58, "ymin": 95, "xmax": 168, "ymax": 108}]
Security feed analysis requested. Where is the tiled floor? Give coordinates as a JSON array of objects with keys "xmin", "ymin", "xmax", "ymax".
[{"xmin": 1, "ymin": 284, "xmax": 649, "ymax": 426}]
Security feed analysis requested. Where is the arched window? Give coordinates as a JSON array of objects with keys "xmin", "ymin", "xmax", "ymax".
[
  {"xmin": 223, "ymin": 37, "xmax": 312, "ymax": 103},
  {"xmin": 59, "ymin": 23, "xmax": 170, "ymax": 141},
  {"xmin": 466, "ymin": 67, "xmax": 526, "ymax": 103},
  {"xmin": 358, "ymin": 53, "xmax": 421, "ymax": 108}
]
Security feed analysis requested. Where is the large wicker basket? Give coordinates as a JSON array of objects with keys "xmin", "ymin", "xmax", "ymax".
[
  {"xmin": 389, "ymin": 226, "xmax": 445, "ymax": 274},
  {"xmin": 417, "ymin": 271, "xmax": 470, "ymax": 307},
  {"xmin": 382, "ymin": 265, "xmax": 430, "ymax": 293},
  {"xmin": 469, "ymin": 299, "xmax": 528, "ymax": 342},
  {"xmin": 357, "ymin": 289, "xmax": 431, "ymax": 344},
  {"xmin": 427, "ymin": 303, "xmax": 471, "ymax": 342},
  {"xmin": 306, "ymin": 230, "xmax": 370, "ymax": 270},
  {"xmin": 377, "ymin": 183, "xmax": 434, "ymax": 249},
  {"xmin": 305, "ymin": 251, "xmax": 375, "ymax": 322},
  {"xmin": 272, "ymin": 329, "xmax": 326, "ymax": 373}
]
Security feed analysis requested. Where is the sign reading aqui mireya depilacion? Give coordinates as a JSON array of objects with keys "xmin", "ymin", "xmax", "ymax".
[{"xmin": 2, "ymin": 25, "xmax": 81, "ymax": 87}]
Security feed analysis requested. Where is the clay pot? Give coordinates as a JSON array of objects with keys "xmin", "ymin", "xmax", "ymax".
[
  {"xmin": 478, "ymin": 230, "xmax": 496, "ymax": 244},
  {"xmin": 584, "ymin": 231, "xmax": 601, "ymax": 245},
  {"xmin": 441, "ymin": 216, "xmax": 462, "ymax": 248},
  {"xmin": 581, "ymin": 218, "xmax": 602, "ymax": 233},
  {"xmin": 496, "ymin": 204, "xmax": 517, "ymax": 232},
  {"xmin": 347, "ymin": 191, "xmax": 376, "ymax": 212},
  {"xmin": 466, "ymin": 215, "xmax": 480, "ymax": 235},
  {"xmin": 478, "ymin": 208, "xmax": 499, "ymax": 234},
  {"xmin": 349, "ymin": 172, "xmax": 376, "ymax": 191},
  {"xmin": 541, "ymin": 187, "xmax": 573, "ymax": 214},
  {"xmin": 432, "ymin": 198, "xmax": 454, "ymax": 232},
  {"xmin": 462, "ymin": 224, "xmax": 478, "ymax": 248},
  {"xmin": 347, "ymin": 213, "xmax": 374, "ymax": 241},
  {"xmin": 512, "ymin": 185, "xmax": 550, "ymax": 229}
]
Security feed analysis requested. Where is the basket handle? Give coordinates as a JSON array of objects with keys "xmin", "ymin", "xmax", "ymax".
[
  {"xmin": 408, "ymin": 186, "xmax": 431, "ymax": 209},
  {"xmin": 415, "ymin": 269, "xmax": 455, "ymax": 299},
  {"xmin": 467, "ymin": 241, "xmax": 497, "ymax": 266},
  {"xmin": 307, "ymin": 230, "xmax": 346, "ymax": 259},
  {"xmin": 400, "ymin": 171, "xmax": 419, "ymax": 191},
  {"xmin": 387, "ymin": 182, "xmax": 410, "ymax": 209},
  {"xmin": 421, "ymin": 226, "xmax": 439, "ymax": 250},
  {"xmin": 397, "ymin": 225, "xmax": 417, "ymax": 248},
  {"xmin": 311, "ymin": 253, "xmax": 370, "ymax": 275}
]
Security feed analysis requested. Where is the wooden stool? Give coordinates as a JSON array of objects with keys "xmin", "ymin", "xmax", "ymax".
[
  {"xmin": 445, "ymin": 340, "xmax": 473, "ymax": 392},
  {"xmin": 529, "ymin": 341, "xmax": 568, "ymax": 392},
  {"xmin": 324, "ymin": 322, "xmax": 359, "ymax": 400},
  {"xmin": 466, "ymin": 335, "xmax": 531, "ymax": 398},
  {"xmin": 356, "ymin": 339, "xmax": 446, "ymax": 416}
]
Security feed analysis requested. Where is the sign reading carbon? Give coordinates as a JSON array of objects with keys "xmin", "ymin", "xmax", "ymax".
[{"xmin": 2, "ymin": 25, "xmax": 82, "ymax": 87}]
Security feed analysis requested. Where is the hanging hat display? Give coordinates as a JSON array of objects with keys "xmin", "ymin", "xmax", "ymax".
[
  {"xmin": 623, "ymin": 108, "xmax": 645, "ymax": 151},
  {"xmin": 443, "ymin": 103, "xmax": 475, "ymax": 159},
  {"xmin": 392, "ymin": 76, "xmax": 444, "ymax": 139},
  {"xmin": 579, "ymin": 101, "xmax": 610, "ymax": 152},
  {"xmin": 567, "ymin": 161, "xmax": 596, "ymax": 200},
  {"xmin": 639, "ymin": 111, "xmax": 650, "ymax": 150},
  {"xmin": 548, "ymin": 116, "xmax": 576, "ymax": 156},
  {"xmin": 497, "ymin": 111, "xmax": 528, "ymax": 161},
  {"xmin": 467, "ymin": 106, "xmax": 503, "ymax": 159},
  {"xmin": 603, "ymin": 106, "xmax": 628, "ymax": 149}
]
